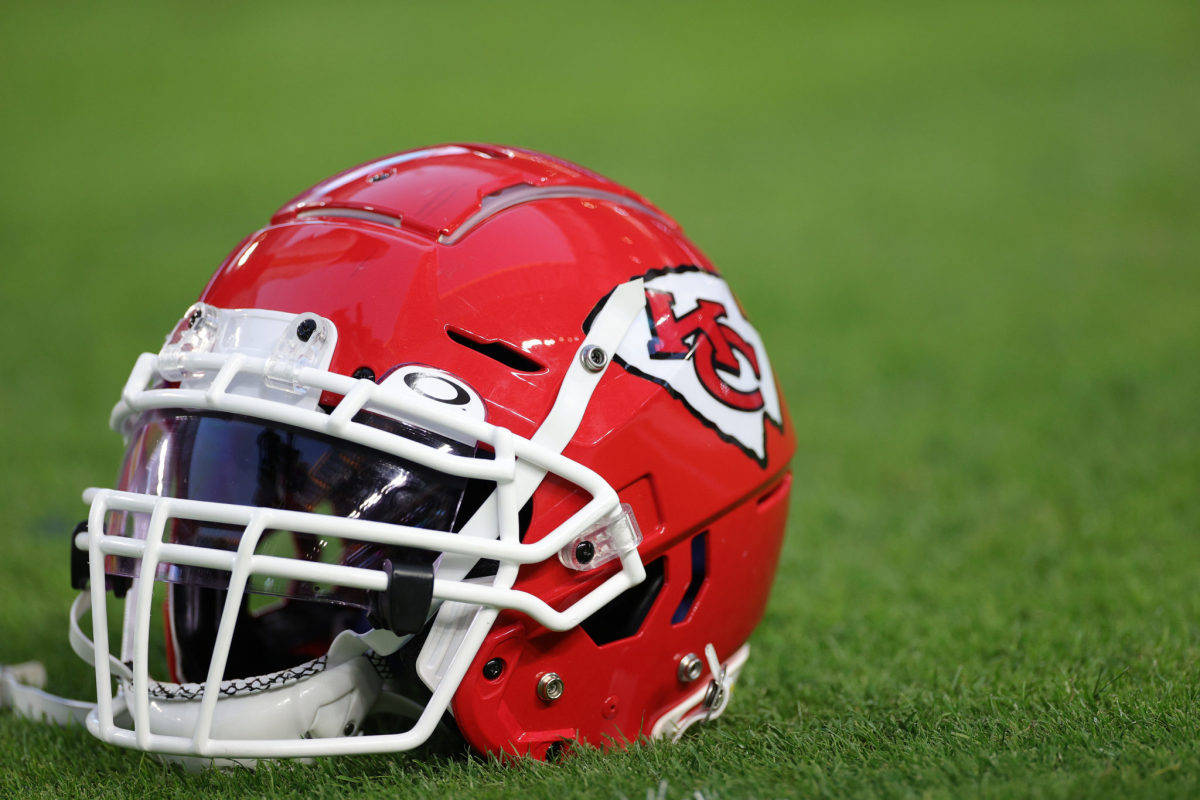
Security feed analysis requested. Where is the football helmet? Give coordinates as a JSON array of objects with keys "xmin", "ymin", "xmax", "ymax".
[{"xmin": 0, "ymin": 144, "xmax": 794, "ymax": 764}]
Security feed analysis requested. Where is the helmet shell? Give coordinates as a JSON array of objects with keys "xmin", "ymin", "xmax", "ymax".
[{"xmin": 198, "ymin": 144, "xmax": 795, "ymax": 757}]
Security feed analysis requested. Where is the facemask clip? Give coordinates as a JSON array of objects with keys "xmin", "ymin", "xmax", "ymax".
[
  {"xmin": 69, "ymin": 520, "xmax": 129, "ymax": 598},
  {"xmin": 371, "ymin": 559, "xmax": 435, "ymax": 636},
  {"xmin": 558, "ymin": 503, "xmax": 642, "ymax": 571}
]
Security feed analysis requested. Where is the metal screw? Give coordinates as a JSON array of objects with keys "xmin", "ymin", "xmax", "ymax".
[
  {"xmin": 352, "ymin": 366, "xmax": 376, "ymax": 382},
  {"xmin": 296, "ymin": 318, "xmax": 317, "ymax": 342},
  {"xmin": 574, "ymin": 540, "xmax": 595, "ymax": 565},
  {"xmin": 704, "ymin": 680, "xmax": 726, "ymax": 709},
  {"xmin": 537, "ymin": 672, "xmax": 565, "ymax": 702},
  {"xmin": 678, "ymin": 653, "xmax": 704, "ymax": 683},
  {"xmin": 343, "ymin": 721, "xmax": 356, "ymax": 736},
  {"xmin": 579, "ymin": 345, "xmax": 608, "ymax": 373},
  {"xmin": 482, "ymin": 657, "xmax": 505, "ymax": 681}
]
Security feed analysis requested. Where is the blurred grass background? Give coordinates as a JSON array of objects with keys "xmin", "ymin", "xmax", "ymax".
[{"xmin": 1, "ymin": 0, "xmax": 1198, "ymax": 797}]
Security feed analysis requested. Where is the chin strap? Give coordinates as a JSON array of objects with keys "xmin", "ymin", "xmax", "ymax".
[
  {"xmin": 0, "ymin": 591, "xmax": 126, "ymax": 727},
  {"xmin": 649, "ymin": 643, "xmax": 750, "ymax": 743},
  {"xmin": 0, "ymin": 625, "xmax": 396, "ymax": 770},
  {"xmin": 0, "ymin": 661, "xmax": 94, "ymax": 727}
]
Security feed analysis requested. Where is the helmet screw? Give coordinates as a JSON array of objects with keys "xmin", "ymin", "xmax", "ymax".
[
  {"xmin": 537, "ymin": 672, "xmax": 565, "ymax": 702},
  {"xmin": 579, "ymin": 345, "xmax": 608, "ymax": 373},
  {"xmin": 678, "ymin": 653, "xmax": 704, "ymax": 683},
  {"xmin": 343, "ymin": 721, "xmax": 356, "ymax": 736},
  {"xmin": 352, "ymin": 366, "xmax": 376, "ymax": 382},
  {"xmin": 296, "ymin": 318, "xmax": 317, "ymax": 342},
  {"xmin": 574, "ymin": 540, "xmax": 595, "ymax": 565},
  {"xmin": 482, "ymin": 657, "xmax": 505, "ymax": 681}
]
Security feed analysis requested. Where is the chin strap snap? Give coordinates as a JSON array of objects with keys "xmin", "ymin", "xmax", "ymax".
[
  {"xmin": 697, "ymin": 643, "xmax": 731, "ymax": 721},
  {"xmin": 649, "ymin": 643, "xmax": 750, "ymax": 743}
]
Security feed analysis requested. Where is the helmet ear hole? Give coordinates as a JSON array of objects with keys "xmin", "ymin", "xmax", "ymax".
[{"xmin": 579, "ymin": 557, "xmax": 665, "ymax": 646}]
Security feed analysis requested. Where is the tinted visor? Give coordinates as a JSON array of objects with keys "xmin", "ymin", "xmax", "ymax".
[
  {"xmin": 110, "ymin": 409, "xmax": 478, "ymax": 604},
  {"xmin": 106, "ymin": 409, "xmax": 485, "ymax": 680}
]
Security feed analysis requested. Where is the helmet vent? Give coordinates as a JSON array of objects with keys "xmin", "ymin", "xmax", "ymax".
[
  {"xmin": 756, "ymin": 473, "xmax": 791, "ymax": 511},
  {"xmin": 670, "ymin": 531, "xmax": 708, "ymax": 625},
  {"xmin": 579, "ymin": 557, "xmax": 665, "ymax": 646},
  {"xmin": 439, "ymin": 184, "xmax": 669, "ymax": 245},
  {"xmin": 295, "ymin": 207, "xmax": 403, "ymax": 228},
  {"xmin": 446, "ymin": 327, "xmax": 545, "ymax": 373}
]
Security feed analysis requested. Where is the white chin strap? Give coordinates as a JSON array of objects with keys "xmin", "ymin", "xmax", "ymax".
[
  {"xmin": 1, "ymin": 624, "xmax": 385, "ymax": 770},
  {"xmin": 649, "ymin": 643, "xmax": 750, "ymax": 743},
  {"xmin": 139, "ymin": 631, "xmax": 384, "ymax": 770},
  {"xmin": 1, "ymin": 661, "xmax": 94, "ymax": 727}
]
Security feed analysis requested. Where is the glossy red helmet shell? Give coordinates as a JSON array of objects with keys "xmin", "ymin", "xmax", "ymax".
[{"xmin": 197, "ymin": 143, "xmax": 795, "ymax": 758}]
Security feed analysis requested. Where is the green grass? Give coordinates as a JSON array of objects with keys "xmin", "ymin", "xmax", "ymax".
[{"xmin": 2, "ymin": 0, "xmax": 1199, "ymax": 796}]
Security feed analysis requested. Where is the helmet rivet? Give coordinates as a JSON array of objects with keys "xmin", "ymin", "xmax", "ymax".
[
  {"xmin": 352, "ymin": 366, "xmax": 376, "ymax": 382},
  {"xmin": 574, "ymin": 541, "xmax": 595, "ymax": 565},
  {"xmin": 343, "ymin": 721, "xmax": 356, "ymax": 736},
  {"xmin": 482, "ymin": 657, "xmax": 505, "ymax": 681},
  {"xmin": 537, "ymin": 672, "xmax": 565, "ymax": 702},
  {"xmin": 678, "ymin": 653, "xmax": 704, "ymax": 683},
  {"xmin": 579, "ymin": 345, "xmax": 608, "ymax": 373},
  {"xmin": 296, "ymin": 318, "xmax": 317, "ymax": 342}
]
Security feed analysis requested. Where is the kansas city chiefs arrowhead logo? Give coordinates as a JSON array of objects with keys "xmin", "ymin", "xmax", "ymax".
[{"xmin": 609, "ymin": 265, "xmax": 783, "ymax": 466}]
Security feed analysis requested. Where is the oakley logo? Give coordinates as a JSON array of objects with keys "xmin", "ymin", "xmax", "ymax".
[
  {"xmin": 379, "ymin": 365, "xmax": 486, "ymax": 445},
  {"xmin": 609, "ymin": 266, "xmax": 783, "ymax": 465},
  {"xmin": 402, "ymin": 371, "xmax": 471, "ymax": 406}
]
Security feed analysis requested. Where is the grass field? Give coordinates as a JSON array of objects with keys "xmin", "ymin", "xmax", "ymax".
[{"xmin": 2, "ymin": 1, "xmax": 1199, "ymax": 797}]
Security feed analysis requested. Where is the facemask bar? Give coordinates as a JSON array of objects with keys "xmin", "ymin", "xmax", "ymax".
[{"xmin": 76, "ymin": 279, "xmax": 648, "ymax": 758}]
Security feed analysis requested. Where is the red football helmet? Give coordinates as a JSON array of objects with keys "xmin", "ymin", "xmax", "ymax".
[{"xmin": 1, "ymin": 144, "xmax": 794, "ymax": 764}]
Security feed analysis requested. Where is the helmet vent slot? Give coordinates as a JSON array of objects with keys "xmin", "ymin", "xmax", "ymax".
[
  {"xmin": 439, "ymin": 184, "xmax": 670, "ymax": 245},
  {"xmin": 295, "ymin": 207, "xmax": 403, "ymax": 227},
  {"xmin": 670, "ymin": 531, "xmax": 708, "ymax": 625},
  {"xmin": 756, "ymin": 473, "xmax": 791, "ymax": 511},
  {"xmin": 446, "ymin": 327, "xmax": 545, "ymax": 373},
  {"xmin": 579, "ymin": 557, "xmax": 664, "ymax": 646}
]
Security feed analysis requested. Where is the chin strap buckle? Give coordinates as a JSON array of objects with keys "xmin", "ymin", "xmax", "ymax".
[
  {"xmin": 649, "ymin": 642, "xmax": 750, "ymax": 743},
  {"xmin": 667, "ymin": 643, "xmax": 734, "ymax": 742},
  {"xmin": 670, "ymin": 641, "xmax": 735, "ymax": 743},
  {"xmin": 699, "ymin": 643, "xmax": 730, "ymax": 718}
]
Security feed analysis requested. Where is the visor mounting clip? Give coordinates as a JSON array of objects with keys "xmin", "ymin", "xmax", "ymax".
[
  {"xmin": 371, "ymin": 559, "xmax": 435, "ymax": 636},
  {"xmin": 69, "ymin": 521, "xmax": 89, "ymax": 591}
]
